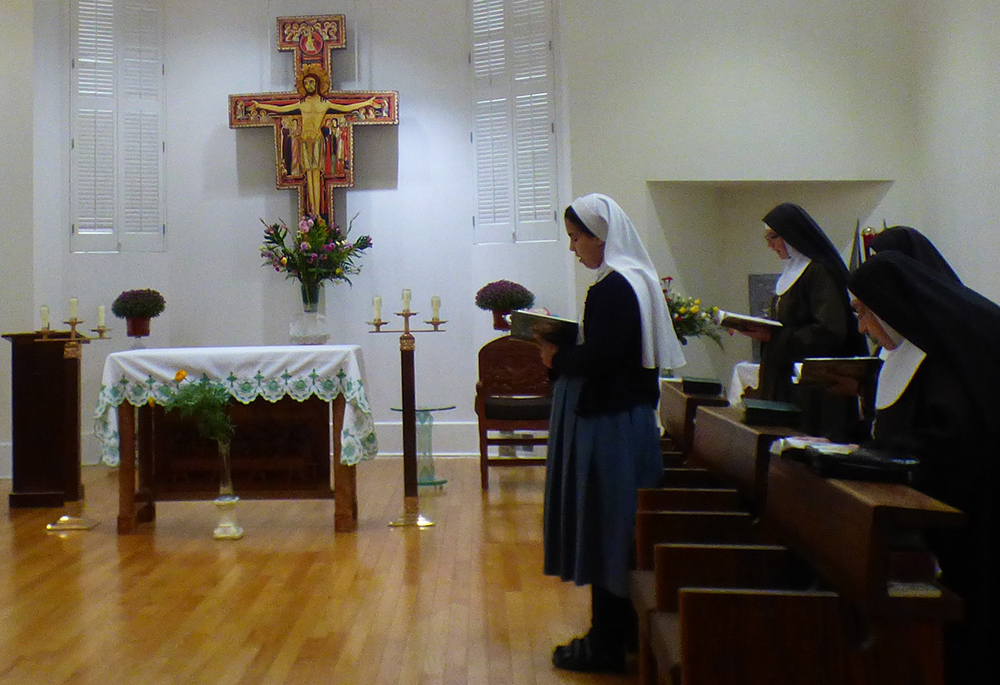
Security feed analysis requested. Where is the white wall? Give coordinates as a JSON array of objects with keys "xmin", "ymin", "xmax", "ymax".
[
  {"xmin": 22, "ymin": 0, "xmax": 575, "ymax": 462},
  {"xmin": 558, "ymin": 0, "xmax": 933, "ymax": 380},
  {"xmin": 909, "ymin": 0, "xmax": 1000, "ymax": 300},
  {"xmin": 0, "ymin": 1, "xmax": 35, "ymax": 477},
  {"xmin": 5, "ymin": 0, "xmax": 1000, "ymax": 469}
]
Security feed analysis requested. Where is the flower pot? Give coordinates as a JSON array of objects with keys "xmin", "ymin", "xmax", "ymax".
[
  {"xmin": 300, "ymin": 282, "xmax": 322, "ymax": 313},
  {"xmin": 126, "ymin": 316, "xmax": 151, "ymax": 338},
  {"xmin": 491, "ymin": 309, "xmax": 512, "ymax": 331}
]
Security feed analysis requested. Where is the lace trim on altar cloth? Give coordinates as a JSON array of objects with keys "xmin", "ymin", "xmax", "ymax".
[{"xmin": 94, "ymin": 368, "xmax": 378, "ymax": 467}]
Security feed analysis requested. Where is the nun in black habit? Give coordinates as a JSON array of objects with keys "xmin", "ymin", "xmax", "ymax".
[
  {"xmin": 848, "ymin": 252, "xmax": 1000, "ymax": 685},
  {"xmin": 868, "ymin": 225, "xmax": 962, "ymax": 283},
  {"xmin": 751, "ymin": 202, "xmax": 868, "ymax": 438}
]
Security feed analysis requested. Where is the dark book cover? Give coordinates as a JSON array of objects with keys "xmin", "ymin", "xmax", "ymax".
[
  {"xmin": 509, "ymin": 311, "xmax": 579, "ymax": 347},
  {"xmin": 681, "ymin": 376, "xmax": 724, "ymax": 396},
  {"xmin": 793, "ymin": 356, "xmax": 882, "ymax": 386},
  {"xmin": 742, "ymin": 398, "xmax": 801, "ymax": 428}
]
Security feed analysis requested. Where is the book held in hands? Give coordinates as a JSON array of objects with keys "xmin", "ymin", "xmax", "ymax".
[
  {"xmin": 712, "ymin": 309, "xmax": 782, "ymax": 333},
  {"xmin": 509, "ymin": 311, "xmax": 579, "ymax": 347},
  {"xmin": 792, "ymin": 356, "xmax": 883, "ymax": 387}
]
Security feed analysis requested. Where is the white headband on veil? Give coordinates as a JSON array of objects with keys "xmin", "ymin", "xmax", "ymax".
[{"xmin": 570, "ymin": 193, "xmax": 686, "ymax": 371}]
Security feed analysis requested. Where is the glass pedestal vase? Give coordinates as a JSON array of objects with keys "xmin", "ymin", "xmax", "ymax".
[
  {"xmin": 213, "ymin": 439, "xmax": 243, "ymax": 540},
  {"xmin": 291, "ymin": 282, "xmax": 330, "ymax": 345},
  {"xmin": 301, "ymin": 282, "xmax": 322, "ymax": 313}
]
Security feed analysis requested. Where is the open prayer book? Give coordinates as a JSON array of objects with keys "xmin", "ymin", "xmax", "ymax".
[
  {"xmin": 712, "ymin": 310, "xmax": 783, "ymax": 333},
  {"xmin": 509, "ymin": 311, "xmax": 579, "ymax": 347},
  {"xmin": 770, "ymin": 437, "xmax": 919, "ymax": 484}
]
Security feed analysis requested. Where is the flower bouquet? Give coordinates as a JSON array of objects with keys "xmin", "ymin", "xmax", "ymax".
[
  {"xmin": 260, "ymin": 214, "xmax": 373, "ymax": 312},
  {"xmin": 662, "ymin": 277, "xmax": 724, "ymax": 347}
]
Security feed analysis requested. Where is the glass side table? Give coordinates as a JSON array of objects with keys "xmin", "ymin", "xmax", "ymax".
[{"xmin": 390, "ymin": 404, "xmax": 456, "ymax": 487}]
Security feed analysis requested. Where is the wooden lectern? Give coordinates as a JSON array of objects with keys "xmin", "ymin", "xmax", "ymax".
[{"xmin": 2, "ymin": 332, "xmax": 84, "ymax": 508}]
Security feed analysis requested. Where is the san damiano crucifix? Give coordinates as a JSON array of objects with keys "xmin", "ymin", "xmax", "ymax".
[{"xmin": 229, "ymin": 15, "xmax": 398, "ymax": 223}]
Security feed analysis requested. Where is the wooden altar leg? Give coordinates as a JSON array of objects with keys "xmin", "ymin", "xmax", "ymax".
[
  {"xmin": 332, "ymin": 395, "xmax": 358, "ymax": 532},
  {"xmin": 136, "ymin": 405, "xmax": 156, "ymax": 524},
  {"xmin": 117, "ymin": 403, "xmax": 137, "ymax": 534}
]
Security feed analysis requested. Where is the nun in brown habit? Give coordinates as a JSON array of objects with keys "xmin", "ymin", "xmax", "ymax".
[{"xmin": 748, "ymin": 202, "xmax": 868, "ymax": 439}]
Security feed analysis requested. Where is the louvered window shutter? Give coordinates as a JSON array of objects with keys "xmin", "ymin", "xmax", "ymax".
[
  {"xmin": 70, "ymin": 0, "xmax": 165, "ymax": 253},
  {"xmin": 472, "ymin": 0, "xmax": 558, "ymax": 244}
]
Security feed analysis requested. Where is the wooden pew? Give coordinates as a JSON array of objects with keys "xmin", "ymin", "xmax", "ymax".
[
  {"xmin": 687, "ymin": 404, "xmax": 803, "ymax": 511},
  {"xmin": 763, "ymin": 455, "xmax": 963, "ymax": 622},
  {"xmin": 641, "ymin": 453, "xmax": 963, "ymax": 685},
  {"xmin": 650, "ymin": 588, "xmax": 946, "ymax": 685},
  {"xmin": 637, "ymin": 487, "xmax": 741, "ymax": 514},
  {"xmin": 633, "ymin": 401, "xmax": 802, "ymax": 682},
  {"xmin": 659, "ymin": 379, "xmax": 729, "ymax": 458},
  {"xmin": 630, "ymin": 543, "xmax": 806, "ymax": 685}
]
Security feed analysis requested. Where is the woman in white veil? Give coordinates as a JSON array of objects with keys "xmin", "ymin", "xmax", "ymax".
[{"xmin": 537, "ymin": 193, "xmax": 684, "ymax": 672}]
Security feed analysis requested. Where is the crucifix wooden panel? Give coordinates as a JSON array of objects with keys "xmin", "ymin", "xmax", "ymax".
[{"xmin": 229, "ymin": 15, "xmax": 398, "ymax": 222}]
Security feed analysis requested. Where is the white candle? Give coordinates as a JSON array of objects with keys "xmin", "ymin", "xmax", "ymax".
[
  {"xmin": 40, "ymin": 305, "xmax": 50, "ymax": 329},
  {"xmin": 431, "ymin": 295, "xmax": 441, "ymax": 320},
  {"xmin": 402, "ymin": 289, "xmax": 411, "ymax": 312},
  {"xmin": 373, "ymin": 295, "xmax": 382, "ymax": 321},
  {"xmin": 69, "ymin": 298, "xmax": 78, "ymax": 320},
  {"xmin": 97, "ymin": 305, "xmax": 106, "ymax": 327}
]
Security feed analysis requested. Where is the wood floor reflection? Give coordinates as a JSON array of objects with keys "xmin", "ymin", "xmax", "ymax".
[{"xmin": 0, "ymin": 459, "xmax": 636, "ymax": 684}]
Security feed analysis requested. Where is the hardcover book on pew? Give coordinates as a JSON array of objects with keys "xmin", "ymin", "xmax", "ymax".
[
  {"xmin": 742, "ymin": 398, "xmax": 801, "ymax": 428},
  {"xmin": 792, "ymin": 356, "xmax": 882, "ymax": 386},
  {"xmin": 680, "ymin": 376, "xmax": 724, "ymax": 396},
  {"xmin": 712, "ymin": 310, "xmax": 783, "ymax": 333},
  {"xmin": 509, "ymin": 311, "xmax": 579, "ymax": 347}
]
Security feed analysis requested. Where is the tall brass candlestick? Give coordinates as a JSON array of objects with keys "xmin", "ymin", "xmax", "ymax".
[{"xmin": 368, "ymin": 298, "xmax": 447, "ymax": 528}]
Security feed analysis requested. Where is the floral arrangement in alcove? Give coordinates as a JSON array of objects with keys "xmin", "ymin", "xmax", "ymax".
[{"xmin": 661, "ymin": 277, "xmax": 724, "ymax": 347}]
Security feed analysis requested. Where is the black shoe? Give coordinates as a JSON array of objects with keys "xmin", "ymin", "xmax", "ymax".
[{"xmin": 552, "ymin": 634, "xmax": 625, "ymax": 673}]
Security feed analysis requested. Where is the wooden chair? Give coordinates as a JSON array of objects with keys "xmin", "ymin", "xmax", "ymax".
[{"xmin": 475, "ymin": 335, "xmax": 551, "ymax": 490}]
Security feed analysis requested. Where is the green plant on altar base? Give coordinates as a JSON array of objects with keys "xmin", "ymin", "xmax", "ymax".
[
  {"xmin": 163, "ymin": 370, "xmax": 234, "ymax": 444},
  {"xmin": 111, "ymin": 288, "xmax": 166, "ymax": 319}
]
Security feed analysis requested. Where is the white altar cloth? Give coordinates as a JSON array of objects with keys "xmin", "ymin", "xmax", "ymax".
[
  {"xmin": 95, "ymin": 345, "xmax": 378, "ymax": 467},
  {"xmin": 728, "ymin": 361, "xmax": 760, "ymax": 405}
]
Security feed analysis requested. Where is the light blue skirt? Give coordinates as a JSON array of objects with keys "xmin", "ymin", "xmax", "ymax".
[{"xmin": 543, "ymin": 375, "xmax": 662, "ymax": 597}]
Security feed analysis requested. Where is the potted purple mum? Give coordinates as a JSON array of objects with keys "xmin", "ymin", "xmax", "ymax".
[
  {"xmin": 475, "ymin": 280, "xmax": 535, "ymax": 331},
  {"xmin": 111, "ymin": 288, "xmax": 166, "ymax": 338}
]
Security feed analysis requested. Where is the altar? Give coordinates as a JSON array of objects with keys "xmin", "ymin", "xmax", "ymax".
[{"xmin": 95, "ymin": 345, "xmax": 378, "ymax": 533}]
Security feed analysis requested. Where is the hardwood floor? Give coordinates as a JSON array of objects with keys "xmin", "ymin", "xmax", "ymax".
[{"xmin": 0, "ymin": 459, "xmax": 636, "ymax": 684}]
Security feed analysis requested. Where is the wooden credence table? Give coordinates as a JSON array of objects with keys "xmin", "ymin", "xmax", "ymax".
[{"xmin": 94, "ymin": 345, "xmax": 379, "ymax": 534}]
